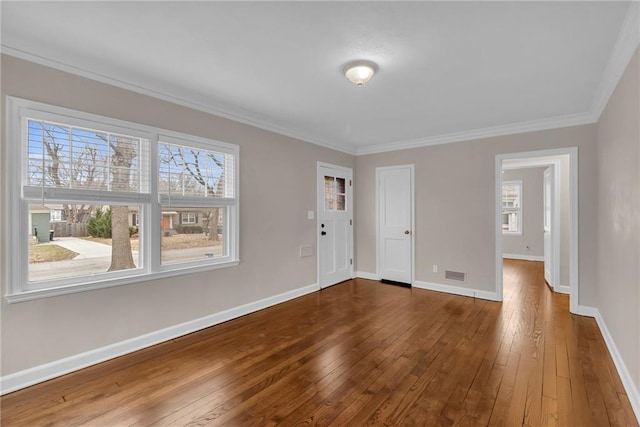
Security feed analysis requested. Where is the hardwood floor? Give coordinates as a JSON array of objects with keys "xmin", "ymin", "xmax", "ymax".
[{"xmin": 1, "ymin": 259, "xmax": 637, "ymax": 426}]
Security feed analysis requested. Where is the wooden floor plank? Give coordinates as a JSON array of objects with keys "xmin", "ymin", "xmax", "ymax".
[{"xmin": 1, "ymin": 260, "xmax": 637, "ymax": 426}]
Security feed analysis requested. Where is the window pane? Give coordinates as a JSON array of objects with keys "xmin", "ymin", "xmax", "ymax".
[
  {"xmin": 158, "ymin": 143, "xmax": 233, "ymax": 198},
  {"xmin": 324, "ymin": 176, "xmax": 334, "ymax": 210},
  {"xmin": 26, "ymin": 120, "xmax": 147, "ymax": 193},
  {"xmin": 28, "ymin": 204, "xmax": 140, "ymax": 283},
  {"xmin": 501, "ymin": 210, "xmax": 519, "ymax": 232},
  {"xmin": 336, "ymin": 177, "xmax": 345, "ymax": 194},
  {"xmin": 502, "ymin": 183, "xmax": 521, "ymax": 208},
  {"xmin": 161, "ymin": 207, "xmax": 225, "ymax": 265},
  {"xmin": 336, "ymin": 194, "xmax": 345, "ymax": 211}
]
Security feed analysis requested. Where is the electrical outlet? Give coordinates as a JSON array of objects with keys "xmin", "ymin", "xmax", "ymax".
[
  {"xmin": 432, "ymin": 265, "xmax": 438, "ymax": 273},
  {"xmin": 300, "ymin": 245, "xmax": 313, "ymax": 257}
]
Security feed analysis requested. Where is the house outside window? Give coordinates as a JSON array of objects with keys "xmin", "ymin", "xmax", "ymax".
[
  {"xmin": 7, "ymin": 97, "xmax": 239, "ymax": 302},
  {"xmin": 502, "ymin": 181, "xmax": 522, "ymax": 234}
]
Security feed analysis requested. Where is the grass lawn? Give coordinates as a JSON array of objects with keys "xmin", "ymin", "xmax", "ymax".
[
  {"xmin": 81, "ymin": 233, "xmax": 222, "ymax": 251},
  {"xmin": 29, "ymin": 244, "xmax": 78, "ymax": 263}
]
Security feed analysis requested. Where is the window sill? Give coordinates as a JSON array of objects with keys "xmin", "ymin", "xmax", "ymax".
[{"xmin": 5, "ymin": 260, "xmax": 240, "ymax": 304}]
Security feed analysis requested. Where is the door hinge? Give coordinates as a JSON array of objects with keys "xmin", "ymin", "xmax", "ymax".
[
  {"xmin": 350, "ymin": 258, "xmax": 353, "ymax": 265},
  {"xmin": 349, "ymin": 219, "xmax": 352, "ymax": 226},
  {"xmin": 349, "ymin": 179, "xmax": 352, "ymax": 187}
]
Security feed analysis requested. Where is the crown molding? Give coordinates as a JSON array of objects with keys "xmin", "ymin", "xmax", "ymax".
[
  {"xmin": 3, "ymin": 0, "xmax": 637, "ymax": 160},
  {"xmin": 354, "ymin": 111, "xmax": 595, "ymax": 156},
  {"xmin": 591, "ymin": 1, "xmax": 640, "ymax": 121},
  {"xmin": 0, "ymin": 45, "xmax": 358, "ymax": 156}
]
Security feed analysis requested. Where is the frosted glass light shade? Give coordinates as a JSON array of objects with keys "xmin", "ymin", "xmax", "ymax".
[{"xmin": 343, "ymin": 61, "xmax": 378, "ymax": 87}]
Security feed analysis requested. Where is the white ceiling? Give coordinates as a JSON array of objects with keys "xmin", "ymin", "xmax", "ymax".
[{"xmin": 1, "ymin": 1, "xmax": 634, "ymax": 155}]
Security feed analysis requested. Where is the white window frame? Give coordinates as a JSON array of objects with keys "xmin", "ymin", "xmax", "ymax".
[
  {"xmin": 49, "ymin": 210, "xmax": 64, "ymax": 222},
  {"xmin": 502, "ymin": 180, "xmax": 522, "ymax": 235},
  {"xmin": 181, "ymin": 212, "xmax": 197, "ymax": 225},
  {"xmin": 5, "ymin": 97, "xmax": 239, "ymax": 303}
]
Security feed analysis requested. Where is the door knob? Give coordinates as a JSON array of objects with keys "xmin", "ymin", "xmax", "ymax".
[
  {"xmin": 321, "ymin": 231, "xmax": 327, "ymax": 236},
  {"xmin": 404, "ymin": 230, "xmax": 410, "ymax": 235}
]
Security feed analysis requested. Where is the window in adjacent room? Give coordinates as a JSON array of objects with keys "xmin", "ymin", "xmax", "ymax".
[{"xmin": 502, "ymin": 180, "xmax": 522, "ymax": 234}]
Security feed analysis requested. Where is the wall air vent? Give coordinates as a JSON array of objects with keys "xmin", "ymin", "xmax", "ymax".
[{"xmin": 445, "ymin": 270, "xmax": 466, "ymax": 282}]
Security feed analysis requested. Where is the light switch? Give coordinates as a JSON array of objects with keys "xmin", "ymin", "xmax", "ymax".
[
  {"xmin": 300, "ymin": 245, "xmax": 313, "ymax": 257},
  {"xmin": 307, "ymin": 210, "xmax": 315, "ymax": 220}
]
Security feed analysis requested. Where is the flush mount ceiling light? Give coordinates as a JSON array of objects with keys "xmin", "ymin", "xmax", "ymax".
[{"xmin": 343, "ymin": 60, "xmax": 378, "ymax": 87}]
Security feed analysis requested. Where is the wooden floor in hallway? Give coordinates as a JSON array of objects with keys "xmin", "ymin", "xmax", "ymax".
[{"xmin": 1, "ymin": 259, "xmax": 637, "ymax": 426}]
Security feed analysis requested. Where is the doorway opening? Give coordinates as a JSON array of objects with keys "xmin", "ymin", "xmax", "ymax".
[{"xmin": 495, "ymin": 148, "xmax": 579, "ymax": 313}]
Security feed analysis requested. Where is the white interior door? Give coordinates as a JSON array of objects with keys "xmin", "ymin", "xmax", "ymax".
[
  {"xmin": 543, "ymin": 166, "xmax": 554, "ymax": 288},
  {"xmin": 318, "ymin": 163, "xmax": 353, "ymax": 288},
  {"xmin": 377, "ymin": 165, "xmax": 413, "ymax": 284}
]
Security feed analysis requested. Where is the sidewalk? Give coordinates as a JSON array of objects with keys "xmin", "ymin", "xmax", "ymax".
[
  {"xmin": 45, "ymin": 236, "xmax": 112, "ymax": 259},
  {"xmin": 30, "ymin": 239, "xmax": 223, "ymax": 282}
]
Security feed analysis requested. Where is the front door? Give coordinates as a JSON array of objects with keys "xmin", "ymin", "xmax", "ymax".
[
  {"xmin": 317, "ymin": 163, "xmax": 353, "ymax": 288},
  {"xmin": 543, "ymin": 166, "xmax": 554, "ymax": 288},
  {"xmin": 377, "ymin": 165, "xmax": 413, "ymax": 284}
]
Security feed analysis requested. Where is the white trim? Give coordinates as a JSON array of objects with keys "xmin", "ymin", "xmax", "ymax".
[
  {"xmin": 0, "ymin": 282, "xmax": 319, "ymax": 395},
  {"xmin": 573, "ymin": 304, "xmax": 598, "ymax": 318},
  {"xmin": 591, "ymin": 2, "xmax": 640, "ymax": 121},
  {"xmin": 6, "ymin": 260, "xmax": 240, "ymax": 304},
  {"xmin": 1, "ymin": 1, "xmax": 637, "ymax": 160},
  {"xmin": 593, "ymin": 308, "xmax": 640, "ymax": 423},
  {"xmin": 502, "ymin": 254, "xmax": 544, "ymax": 262},
  {"xmin": 412, "ymin": 280, "xmax": 500, "ymax": 302},
  {"xmin": 495, "ymin": 147, "xmax": 579, "ymax": 312},
  {"xmin": 555, "ymin": 285, "xmax": 570, "ymax": 295},
  {"xmin": 0, "ymin": 46, "xmax": 358, "ymax": 156},
  {"xmin": 355, "ymin": 112, "xmax": 594, "ymax": 155},
  {"xmin": 355, "ymin": 271, "xmax": 380, "ymax": 281},
  {"xmin": 1, "ymin": 40, "xmax": 597, "ymax": 157}
]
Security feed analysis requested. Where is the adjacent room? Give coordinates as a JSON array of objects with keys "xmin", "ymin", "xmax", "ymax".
[{"xmin": 1, "ymin": 2, "xmax": 638, "ymax": 425}]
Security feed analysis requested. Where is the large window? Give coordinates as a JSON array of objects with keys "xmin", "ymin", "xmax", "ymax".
[
  {"xmin": 502, "ymin": 180, "xmax": 522, "ymax": 234},
  {"xmin": 7, "ymin": 97, "xmax": 239, "ymax": 302}
]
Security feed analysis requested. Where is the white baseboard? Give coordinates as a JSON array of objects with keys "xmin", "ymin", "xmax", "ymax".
[
  {"xmin": 355, "ymin": 271, "xmax": 380, "ymax": 281},
  {"xmin": 558, "ymin": 304, "xmax": 639, "ymax": 423},
  {"xmin": 356, "ymin": 274, "xmax": 501, "ymax": 302},
  {"xmin": 592, "ymin": 308, "xmax": 640, "ymax": 423},
  {"xmin": 573, "ymin": 304, "xmax": 599, "ymax": 317},
  {"xmin": 0, "ymin": 282, "xmax": 319, "ymax": 396},
  {"xmin": 413, "ymin": 280, "xmax": 500, "ymax": 302},
  {"xmin": 503, "ymin": 253, "xmax": 544, "ymax": 262},
  {"xmin": 555, "ymin": 285, "xmax": 570, "ymax": 295}
]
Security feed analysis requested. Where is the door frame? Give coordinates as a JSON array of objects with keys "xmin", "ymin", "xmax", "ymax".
[
  {"xmin": 495, "ymin": 147, "xmax": 578, "ymax": 313},
  {"xmin": 542, "ymin": 164, "xmax": 560, "ymax": 290},
  {"xmin": 375, "ymin": 164, "xmax": 415, "ymax": 285},
  {"xmin": 317, "ymin": 162, "xmax": 354, "ymax": 289}
]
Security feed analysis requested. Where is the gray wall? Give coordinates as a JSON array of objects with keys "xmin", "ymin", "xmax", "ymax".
[
  {"xmin": 0, "ymin": 55, "xmax": 355, "ymax": 376},
  {"xmin": 596, "ymin": 47, "xmax": 640, "ymax": 396},
  {"xmin": 502, "ymin": 168, "xmax": 544, "ymax": 258},
  {"xmin": 355, "ymin": 124, "xmax": 598, "ymax": 299},
  {"xmin": 2, "ymin": 47, "xmax": 638, "ymax": 406}
]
